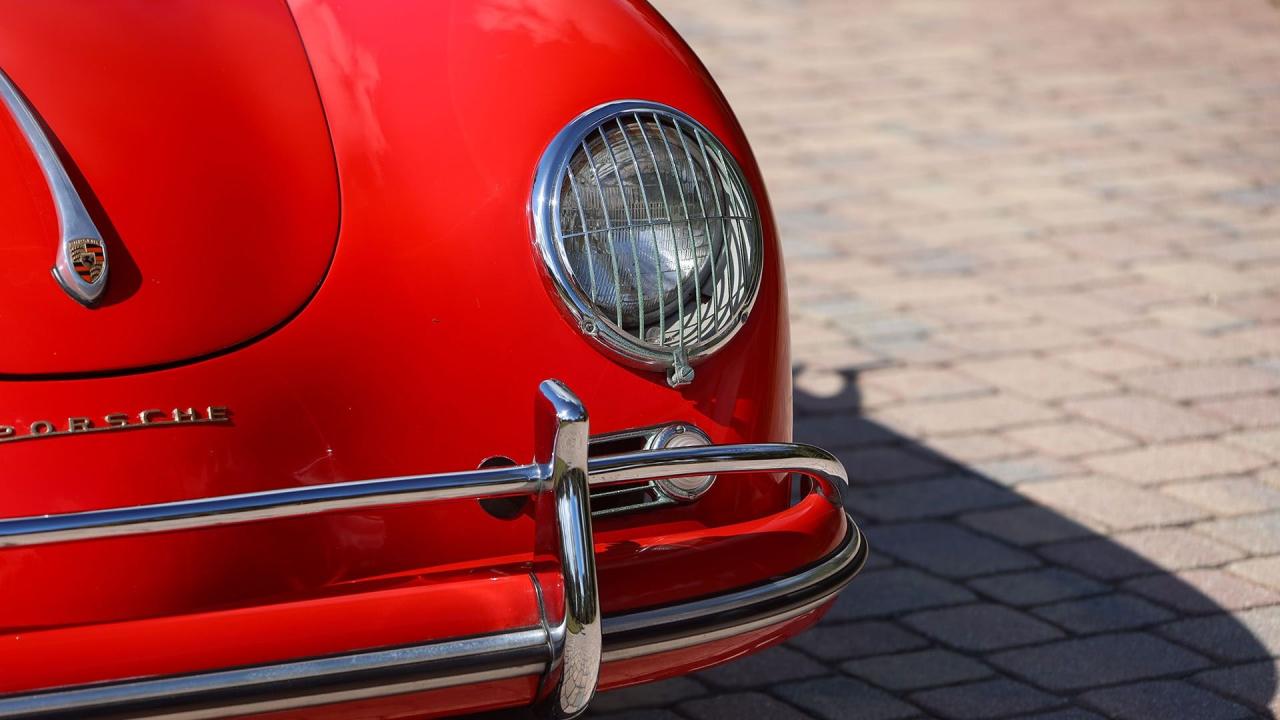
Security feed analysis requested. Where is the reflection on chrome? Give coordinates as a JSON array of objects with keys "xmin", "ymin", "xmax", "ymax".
[{"xmin": 0, "ymin": 379, "xmax": 857, "ymax": 720}]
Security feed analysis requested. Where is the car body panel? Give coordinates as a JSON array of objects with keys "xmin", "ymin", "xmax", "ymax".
[
  {"xmin": 0, "ymin": 0, "xmax": 338, "ymax": 374},
  {"xmin": 0, "ymin": 2, "xmax": 860, "ymax": 718}
]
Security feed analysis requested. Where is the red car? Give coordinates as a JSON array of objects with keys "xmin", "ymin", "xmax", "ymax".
[{"xmin": 0, "ymin": 1, "xmax": 864, "ymax": 718}]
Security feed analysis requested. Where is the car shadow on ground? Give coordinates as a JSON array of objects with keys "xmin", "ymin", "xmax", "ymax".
[
  {"xmin": 474, "ymin": 367, "xmax": 1277, "ymax": 719},
  {"xmin": 581, "ymin": 367, "xmax": 1278, "ymax": 719}
]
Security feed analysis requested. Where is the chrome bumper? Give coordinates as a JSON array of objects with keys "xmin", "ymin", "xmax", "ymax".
[{"xmin": 0, "ymin": 380, "xmax": 865, "ymax": 720}]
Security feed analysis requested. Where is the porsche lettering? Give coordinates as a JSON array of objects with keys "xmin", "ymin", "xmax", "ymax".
[{"xmin": 0, "ymin": 406, "xmax": 230, "ymax": 444}]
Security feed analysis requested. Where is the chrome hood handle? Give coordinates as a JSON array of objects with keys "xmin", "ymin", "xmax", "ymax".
[{"xmin": 0, "ymin": 67, "xmax": 108, "ymax": 307}]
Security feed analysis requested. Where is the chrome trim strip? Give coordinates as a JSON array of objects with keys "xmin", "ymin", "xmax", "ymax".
[
  {"xmin": 0, "ymin": 521, "xmax": 863, "ymax": 719},
  {"xmin": 604, "ymin": 523, "xmax": 861, "ymax": 638},
  {"xmin": 532, "ymin": 380, "xmax": 602, "ymax": 718},
  {"xmin": 0, "ymin": 628, "xmax": 549, "ymax": 720},
  {"xmin": 589, "ymin": 442, "xmax": 846, "ymax": 506},
  {"xmin": 0, "ymin": 465, "xmax": 540, "ymax": 548},
  {"xmin": 0, "ymin": 68, "xmax": 108, "ymax": 307},
  {"xmin": 0, "ymin": 444, "xmax": 844, "ymax": 548},
  {"xmin": 604, "ymin": 591, "xmax": 835, "ymax": 663}
]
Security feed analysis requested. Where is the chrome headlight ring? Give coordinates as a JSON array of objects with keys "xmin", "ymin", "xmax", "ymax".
[{"xmin": 532, "ymin": 100, "xmax": 764, "ymax": 387}]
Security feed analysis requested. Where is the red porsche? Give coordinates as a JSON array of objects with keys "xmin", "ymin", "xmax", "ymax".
[{"xmin": 0, "ymin": 1, "xmax": 865, "ymax": 717}]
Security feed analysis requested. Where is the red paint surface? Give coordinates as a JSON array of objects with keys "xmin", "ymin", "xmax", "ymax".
[
  {"xmin": 0, "ymin": 0, "xmax": 840, "ymax": 716},
  {"xmin": 0, "ymin": 0, "xmax": 339, "ymax": 374}
]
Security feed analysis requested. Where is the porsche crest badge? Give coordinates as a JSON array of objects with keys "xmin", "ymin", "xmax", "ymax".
[{"xmin": 68, "ymin": 238, "xmax": 107, "ymax": 283}]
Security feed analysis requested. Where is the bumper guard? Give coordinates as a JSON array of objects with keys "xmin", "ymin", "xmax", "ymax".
[{"xmin": 0, "ymin": 379, "xmax": 865, "ymax": 719}]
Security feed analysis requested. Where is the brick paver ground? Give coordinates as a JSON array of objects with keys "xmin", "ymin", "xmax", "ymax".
[{"xmin": 592, "ymin": 0, "xmax": 1280, "ymax": 717}]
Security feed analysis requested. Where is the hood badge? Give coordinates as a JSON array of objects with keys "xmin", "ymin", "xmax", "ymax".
[
  {"xmin": 0, "ymin": 68, "xmax": 109, "ymax": 307},
  {"xmin": 67, "ymin": 238, "xmax": 107, "ymax": 284}
]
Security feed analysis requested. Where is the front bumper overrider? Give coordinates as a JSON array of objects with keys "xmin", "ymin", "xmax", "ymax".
[{"xmin": 0, "ymin": 380, "xmax": 866, "ymax": 720}]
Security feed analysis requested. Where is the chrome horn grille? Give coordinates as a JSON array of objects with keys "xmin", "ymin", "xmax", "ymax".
[{"xmin": 533, "ymin": 101, "xmax": 764, "ymax": 387}]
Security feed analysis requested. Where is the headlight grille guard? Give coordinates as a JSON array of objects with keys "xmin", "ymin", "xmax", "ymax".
[
  {"xmin": 532, "ymin": 100, "xmax": 766, "ymax": 388},
  {"xmin": 0, "ymin": 380, "xmax": 856, "ymax": 720}
]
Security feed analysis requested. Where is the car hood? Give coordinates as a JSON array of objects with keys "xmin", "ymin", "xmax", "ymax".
[{"xmin": 0, "ymin": 0, "xmax": 338, "ymax": 376}]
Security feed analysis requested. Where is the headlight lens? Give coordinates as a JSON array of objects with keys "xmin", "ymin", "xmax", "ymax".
[{"xmin": 533, "ymin": 101, "xmax": 763, "ymax": 386}]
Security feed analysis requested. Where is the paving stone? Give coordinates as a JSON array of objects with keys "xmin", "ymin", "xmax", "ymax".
[
  {"xmin": 1227, "ymin": 428, "xmax": 1280, "ymax": 460},
  {"xmin": 1021, "ymin": 477, "xmax": 1208, "ymax": 530},
  {"xmin": 1196, "ymin": 396, "xmax": 1280, "ymax": 429},
  {"xmin": 834, "ymin": 315, "xmax": 934, "ymax": 341},
  {"xmin": 1083, "ymin": 441, "xmax": 1271, "ymax": 485},
  {"xmin": 1122, "ymin": 365, "xmax": 1280, "ymax": 401},
  {"xmin": 1080, "ymin": 680, "xmax": 1252, "ymax": 720},
  {"xmin": 869, "ymin": 522, "xmax": 1041, "ymax": 579},
  {"xmin": 1013, "ymin": 711, "xmax": 1105, "ymax": 720},
  {"xmin": 787, "ymin": 621, "xmax": 928, "ymax": 662},
  {"xmin": 1193, "ymin": 661, "xmax": 1280, "ymax": 716},
  {"xmin": 910, "ymin": 679, "xmax": 1064, "ymax": 720},
  {"xmin": 858, "ymin": 335, "xmax": 964, "ymax": 365},
  {"xmin": 696, "ymin": 646, "xmax": 825, "ymax": 690},
  {"xmin": 861, "ymin": 552, "xmax": 895, "ymax": 573},
  {"xmin": 827, "ymin": 568, "xmax": 976, "ymax": 621},
  {"xmin": 774, "ymin": 677, "xmax": 919, "ymax": 720},
  {"xmin": 1159, "ymin": 606, "xmax": 1280, "ymax": 662},
  {"xmin": 793, "ymin": 415, "xmax": 899, "ymax": 450},
  {"xmin": 1058, "ymin": 347, "xmax": 1167, "ymax": 375},
  {"xmin": 903, "ymin": 604, "xmax": 1063, "ymax": 651},
  {"xmin": 1196, "ymin": 513, "xmax": 1280, "ymax": 555},
  {"xmin": 1087, "ymin": 281, "xmax": 1197, "ymax": 311},
  {"xmin": 590, "ymin": 678, "xmax": 707, "ymax": 713},
  {"xmin": 1013, "ymin": 293, "xmax": 1142, "ymax": 330},
  {"xmin": 1149, "ymin": 305, "xmax": 1253, "ymax": 333},
  {"xmin": 678, "ymin": 692, "xmax": 810, "ymax": 720},
  {"xmin": 794, "ymin": 342, "xmax": 889, "ymax": 373},
  {"xmin": 1064, "ymin": 395, "xmax": 1229, "ymax": 442},
  {"xmin": 1164, "ymin": 477, "xmax": 1280, "ymax": 516},
  {"xmin": 939, "ymin": 324, "xmax": 1092, "ymax": 356},
  {"xmin": 915, "ymin": 301, "xmax": 1037, "ymax": 329},
  {"xmin": 1258, "ymin": 466, "xmax": 1280, "ymax": 488},
  {"xmin": 589, "ymin": 711, "xmax": 683, "ymax": 720},
  {"xmin": 1237, "ymin": 328, "xmax": 1280, "ymax": 355},
  {"xmin": 1111, "ymin": 528, "xmax": 1246, "ymax": 571},
  {"xmin": 876, "ymin": 396, "xmax": 1060, "ymax": 436},
  {"xmin": 840, "ymin": 649, "xmax": 993, "ymax": 692},
  {"xmin": 990, "ymin": 633, "xmax": 1210, "ymax": 691},
  {"xmin": 968, "ymin": 568, "xmax": 1108, "ymax": 607},
  {"xmin": 1124, "ymin": 569, "xmax": 1280, "ymax": 614},
  {"xmin": 855, "ymin": 277, "xmax": 992, "ymax": 307},
  {"xmin": 1137, "ymin": 260, "xmax": 1269, "ymax": 296},
  {"xmin": 1205, "ymin": 238, "xmax": 1280, "ymax": 264},
  {"xmin": 862, "ymin": 368, "xmax": 992, "ymax": 402},
  {"xmin": 1033, "ymin": 593, "xmax": 1174, "ymax": 634},
  {"xmin": 970, "ymin": 457, "xmax": 1084, "ymax": 486},
  {"xmin": 955, "ymin": 357, "xmax": 1116, "ymax": 401},
  {"xmin": 1038, "ymin": 537, "xmax": 1169, "ymax": 581},
  {"xmin": 1003, "ymin": 422, "xmax": 1135, "ymax": 458},
  {"xmin": 958, "ymin": 505, "xmax": 1096, "ymax": 547},
  {"xmin": 838, "ymin": 446, "xmax": 951, "ymax": 484},
  {"xmin": 925, "ymin": 433, "xmax": 1029, "ymax": 463},
  {"xmin": 851, "ymin": 476, "xmax": 1022, "ymax": 521},
  {"xmin": 1115, "ymin": 327, "xmax": 1263, "ymax": 363},
  {"xmin": 1229, "ymin": 556, "xmax": 1280, "ymax": 592}
]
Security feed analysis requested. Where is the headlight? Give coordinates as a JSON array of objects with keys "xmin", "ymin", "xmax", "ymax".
[{"xmin": 533, "ymin": 101, "xmax": 763, "ymax": 387}]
